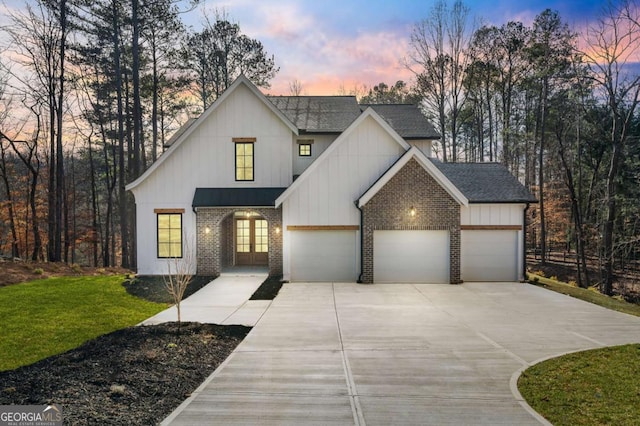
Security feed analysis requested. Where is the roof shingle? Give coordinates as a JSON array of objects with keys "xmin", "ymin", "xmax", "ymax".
[
  {"xmin": 361, "ymin": 104, "xmax": 440, "ymax": 139},
  {"xmin": 267, "ymin": 96, "xmax": 361, "ymax": 133},
  {"xmin": 429, "ymin": 160, "xmax": 537, "ymax": 203}
]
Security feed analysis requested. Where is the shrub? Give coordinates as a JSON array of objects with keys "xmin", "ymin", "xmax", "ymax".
[
  {"xmin": 71, "ymin": 264, "xmax": 82, "ymax": 273},
  {"xmin": 32, "ymin": 268, "xmax": 43, "ymax": 275}
]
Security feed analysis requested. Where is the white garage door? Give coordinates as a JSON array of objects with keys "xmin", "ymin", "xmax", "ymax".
[
  {"xmin": 374, "ymin": 230, "xmax": 449, "ymax": 283},
  {"xmin": 290, "ymin": 230, "xmax": 357, "ymax": 282},
  {"xmin": 462, "ymin": 230, "xmax": 518, "ymax": 281}
]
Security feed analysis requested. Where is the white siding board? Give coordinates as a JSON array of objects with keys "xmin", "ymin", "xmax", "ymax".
[
  {"xmin": 292, "ymin": 134, "xmax": 337, "ymax": 176},
  {"xmin": 460, "ymin": 204, "xmax": 525, "ymax": 226},
  {"xmin": 131, "ymin": 83, "xmax": 295, "ymax": 275},
  {"xmin": 134, "ymin": 202, "xmax": 196, "ymax": 275},
  {"xmin": 132, "ymin": 84, "xmax": 294, "ymax": 205}
]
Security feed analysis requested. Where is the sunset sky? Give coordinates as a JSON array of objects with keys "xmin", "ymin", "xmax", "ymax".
[{"xmin": 186, "ymin": 0, "xmax": 611, "ymax": 95}]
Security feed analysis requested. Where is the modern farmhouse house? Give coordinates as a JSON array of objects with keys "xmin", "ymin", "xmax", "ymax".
[{"xmin": 126, "ymin": 75, "xmax": 536, "ymax": 283}]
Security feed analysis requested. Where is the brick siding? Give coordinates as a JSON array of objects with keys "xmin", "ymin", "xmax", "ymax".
[{"xmin": 361, "ymin": 158, "xmax": 461, "ymax": 284}]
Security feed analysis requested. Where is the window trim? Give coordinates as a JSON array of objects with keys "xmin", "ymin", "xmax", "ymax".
[
  {"xmin": 298, "ymin": 143, "xmax": 312, "ymax": 157},
  {"xmin": 156, "ymin": 212, "xmax": 183, "ymax": 259},
  {"xmin": 234, "ymin": 138, "xmax": 255, "ymax": 182}
]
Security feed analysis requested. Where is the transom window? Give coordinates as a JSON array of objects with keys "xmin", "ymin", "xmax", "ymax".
[
  {"xmin": 157, "ymin": 212, "xmax": 182, "ymax": 258},
  {"xmin": 234, "ymin": 138, "xmax": 255, "ymax": 181}
]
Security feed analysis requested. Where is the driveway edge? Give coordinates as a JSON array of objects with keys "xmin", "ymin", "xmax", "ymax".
[{"xmin": 508, "ymin": 347, "xmax": 615, "ymax": 426}]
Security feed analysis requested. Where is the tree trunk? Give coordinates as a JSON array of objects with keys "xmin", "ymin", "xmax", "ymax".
[
  {"xmin": 602, "ymin": 141, "xmax": 622, "ymax": 295},
  {"xmin": 537, "ymin": 79, "xmax": 548, "ymax": 264},
  {"xmin": 0, "ymin": 144, "xmax": 19, "ymax": 258}
]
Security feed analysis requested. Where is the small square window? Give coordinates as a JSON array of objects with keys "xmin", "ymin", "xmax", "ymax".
[{"xmin": 299, "ymin": 143, "xmax": 312, "ymax": 156}]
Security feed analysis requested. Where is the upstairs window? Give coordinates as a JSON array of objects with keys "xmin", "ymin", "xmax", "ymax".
[
  {"xmin": 156, "ymin": 210, "xmax": 184, "ymax": 258},
  {"xmin": 297, "ymin": 139, "xmax": 313, "ymax": 157},
  {"xmin": 234, "ymin": 138, "xmax": 255, "ymax": 181},
  {"xmin": 299, "ymin": 144, "xmax": 312, "ymax": 156}
]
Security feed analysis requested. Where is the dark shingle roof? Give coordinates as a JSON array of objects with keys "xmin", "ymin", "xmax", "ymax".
[
  {"xmin": 193, "ymin": 188, "xmax": 287, "ymax": 208},
  {"xmin": 361, "ymin": 104, "xmax": 440, "ymax": 139},
  {"xmin": 430, "ymin": 160, "xmax": 537, "ymax": 203},
  {"xmin": 267, "ymin": 96, "xmax": 361, "ymax": 133}
]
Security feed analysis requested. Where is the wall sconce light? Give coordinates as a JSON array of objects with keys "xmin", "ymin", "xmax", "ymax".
[
  {"xmin": 205, "ymin": 227, "xmax": 211, "ymax": 234},
  {"xmin": 409, "ymin": 206, "xmax": 416, "ymax": 217},
  {"xmin": 275, "ymin": 226, "xmax": 281, "ymax": 234},
  {"xmin": 245, "ymin": 211, "xmax": 251, "ymax": 218}
]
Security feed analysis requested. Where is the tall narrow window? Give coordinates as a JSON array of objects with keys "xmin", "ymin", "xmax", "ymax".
[
  {"xmin": 235, "ymin": 139, "xmax": 255, "ymax": 181},
  {"xmin": 157, "ymin": 212, "xmax": 182, "ymax": 258}
]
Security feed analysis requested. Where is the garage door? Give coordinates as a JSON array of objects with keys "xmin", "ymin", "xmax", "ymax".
[
  {"xmin": 374, "ymin": 230, "xmax": 449, "ymax": 283},
  {"xmin": 290, "ymin": 230, "xmax": 357, "ymax": 282},
  {"xmin": 462, "ymin": 230, "xmax": 518, "ymax": 281}
]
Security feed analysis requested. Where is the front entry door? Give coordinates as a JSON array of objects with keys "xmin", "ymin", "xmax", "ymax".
[{"xmin": 236, "ymin": 218, "xmax": 268, "ymax": 265}]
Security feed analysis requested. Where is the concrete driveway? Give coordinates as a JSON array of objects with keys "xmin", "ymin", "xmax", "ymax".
[{"xmin": 163, "ymin": 282, "xmax": 640, "ymax": 425}]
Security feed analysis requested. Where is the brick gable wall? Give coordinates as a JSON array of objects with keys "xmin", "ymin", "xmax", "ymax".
[{"xmin": 361, "ymin": 158, "xmax": 461, "ymax": 283}]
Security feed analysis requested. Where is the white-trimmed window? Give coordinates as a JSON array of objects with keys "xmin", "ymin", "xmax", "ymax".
[{"xmin": 156, "ymin": 209, "xmax": 184, "ymax": 258}]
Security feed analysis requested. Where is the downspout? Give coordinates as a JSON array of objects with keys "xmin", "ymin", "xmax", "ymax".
[
  {"xmin": 355, "ymin": 201, "xmax": 364, "ymax": 283},
  {"xmin": 523, "ymin": 203, "xmax": 530, "ymax": 282}
]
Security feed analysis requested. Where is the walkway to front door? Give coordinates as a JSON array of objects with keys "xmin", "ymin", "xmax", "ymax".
[{"xmin": 236, "ymin": 217, "xmax": 268, "ymax": 266}]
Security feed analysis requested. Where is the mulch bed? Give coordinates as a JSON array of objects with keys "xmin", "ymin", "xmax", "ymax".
[
  {"xmin": 250, "ymin": 275, "xmax": 284, "ymax": 300},
  {"xmin": 122, "ymin": 275, "xmax": 216, "ymax": 303},
  {"xmin": 0, "ymin": 323, "xmax": 251, "ymax": 425}
]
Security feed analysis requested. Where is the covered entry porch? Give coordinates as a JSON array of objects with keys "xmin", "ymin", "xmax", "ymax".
[{"xmin": 193, "ymin": 188, "xmax": 284, "ymax": 278}]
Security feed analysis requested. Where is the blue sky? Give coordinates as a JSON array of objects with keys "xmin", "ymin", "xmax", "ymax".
[{"xmin": 182, "ymin": 0, "xmax": 610, "ymax": 95}]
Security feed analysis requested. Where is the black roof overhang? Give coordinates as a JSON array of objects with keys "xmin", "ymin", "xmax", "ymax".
[{"xmin": 192, "ymin": 187, "xmax": 287, "ymax": 210}]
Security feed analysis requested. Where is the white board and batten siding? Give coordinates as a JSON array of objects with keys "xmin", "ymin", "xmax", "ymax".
[
  {"xmin": 374, "ymin": 230, "xmax": 449, "ymax": 283},
  {"xmin": 282, "ymin": 115, "xmax": 406, "ymax": 282},
  {"xmin": 131, "ymin": 83, "xmax": 295, "ymax": 275},
  {"xmin": 460, "ymin": 204, "xmax": 526, "ymax": 282}
]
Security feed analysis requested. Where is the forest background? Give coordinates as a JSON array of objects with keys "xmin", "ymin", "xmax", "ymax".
[{"xmin": 0, "ymin": 0, "xmax": 638, "ymax": 297}]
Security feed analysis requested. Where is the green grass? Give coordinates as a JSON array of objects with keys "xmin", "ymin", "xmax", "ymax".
[
  {"xmin": 527, "ymin": 273, "xmax": 640, "ymax": 317},
  {"xmin": 0, "ymin": 276, "xmax": 167, "ymax": 371},
  {"xmin": 518, "ymin": 344, "xmax": 640, "ymax": 425}
]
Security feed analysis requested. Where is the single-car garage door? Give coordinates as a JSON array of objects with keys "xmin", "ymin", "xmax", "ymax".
[
  {"xmin": 374, "ymin": 230, "xmax": 449, "ymax": 283},
  {"xmin": 462, "ymin": 230, "xmax": 518, "ymax": 281},
  {"xmin": 290, "ymin": 230, "xmax": 357, "ymax": 282}
]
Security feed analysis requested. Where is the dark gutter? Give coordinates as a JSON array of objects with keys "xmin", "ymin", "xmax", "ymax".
[
  {"xmin": 523, "ymin": 203, "xmax": 530, "ymax": 281},
  {"xmin": 355, "ymin": 201, "xmax": 364, "ymax": 284}
]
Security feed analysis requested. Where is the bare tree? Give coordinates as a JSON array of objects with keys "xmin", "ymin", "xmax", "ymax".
[
  {"xmin": 581, "ymin": 0, "xmax": 640, "ymax": 295},
  {"xmin": 409, "ymin": 0, "xmax": 473, "ymax": 162},
  {"xmin": 163, "ymin": 236, "xmax": 194, "ymax": 325},
  {"xmin": 288, "ymin": 79, "xmax": 303, "ymax": 96}
]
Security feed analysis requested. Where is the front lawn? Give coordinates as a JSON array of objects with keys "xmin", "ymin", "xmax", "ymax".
[
  {"xmin": 519, "ymin": 344, "xmax": 640, "ymax": 426},
  {"xmin": 0, "ymin": 276, "xmax": 166, "ymax": 371}
]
